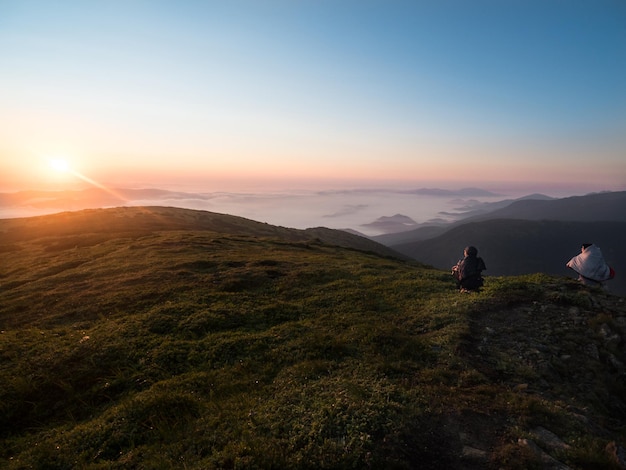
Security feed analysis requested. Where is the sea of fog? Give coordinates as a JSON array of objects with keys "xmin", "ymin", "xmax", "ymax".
[
  {"xmin": 0, "ymin": 187, "xmax": 534, "ymax": 236},
  {"xmin": 130, "ymin": 189, "xmax": 508, "ymax": 236}
]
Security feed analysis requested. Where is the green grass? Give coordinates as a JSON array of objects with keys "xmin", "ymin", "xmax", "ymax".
[{"xmin": 1, "ymin": 208, "xmax": 625, "ymax": 469}]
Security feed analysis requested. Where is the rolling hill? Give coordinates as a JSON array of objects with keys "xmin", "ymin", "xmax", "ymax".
[
  {"xmin": 1, "ymin": 207, "xmax": 625, "ymax": 469},
  {"xmin": 0, "ymin": 206, "xmax": 403, "ymax": 260}
]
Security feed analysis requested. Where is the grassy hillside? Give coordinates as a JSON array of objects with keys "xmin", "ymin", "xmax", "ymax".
[
  {"xmin": 1, "ymin": 208, "xmax": 625, "ymax": 469},
  {"xmin": 0, "ymin": 206, "xmax": 401, "ymax": 260},
  {"xmin": 392, "ymin": 219, "xmax": 626, "ymax": 297}
]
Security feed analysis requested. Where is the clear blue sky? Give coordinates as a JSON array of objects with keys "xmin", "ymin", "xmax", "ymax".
[{"xmin": 1, "ymin": 0, "xmax": 625, "ymax": 193}]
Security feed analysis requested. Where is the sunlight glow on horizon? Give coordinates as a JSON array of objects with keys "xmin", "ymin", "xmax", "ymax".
[{"xmin": 42, "ymin": 154, "xmax": 129, "ymax": 203}]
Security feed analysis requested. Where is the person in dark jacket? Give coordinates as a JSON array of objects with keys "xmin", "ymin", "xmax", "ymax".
[{"xmin": 452, "ymin": 246, "xmax": 486, "ymax": 292}]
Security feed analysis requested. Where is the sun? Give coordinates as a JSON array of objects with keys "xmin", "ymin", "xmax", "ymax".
[
  {"xmin": 43, "ymin": 155, "xmax": 105, "ymax": 189},
  {"xmin": 48, "ymin": 157, "xmax": 71, "ymax": 173}
]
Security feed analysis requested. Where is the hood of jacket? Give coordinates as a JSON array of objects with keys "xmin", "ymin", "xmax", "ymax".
[{"xmin": 567, "ymin": 245, "xmax": 610, "ymax": 281}]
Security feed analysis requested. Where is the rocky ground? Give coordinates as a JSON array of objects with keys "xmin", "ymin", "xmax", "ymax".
[{"xmin": 458, "ymin": 281, "xmax": 626, "ymax": 469}]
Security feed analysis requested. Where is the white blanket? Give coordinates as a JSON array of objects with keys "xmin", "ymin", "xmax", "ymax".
[{"xmin": 566, "ymin": 245, "xmax": 611, "ymax": 282}]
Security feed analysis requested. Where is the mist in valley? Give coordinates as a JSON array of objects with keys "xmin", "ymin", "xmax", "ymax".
[{"xmin": 0, "ymin": 185, "xmax": 551, "ymax": 235}]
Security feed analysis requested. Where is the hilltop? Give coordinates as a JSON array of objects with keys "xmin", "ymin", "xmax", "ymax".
[
  {"xmin": 0, "ymin": 206, "xmax": 402, "ymax": 261},
  {"xmin": 1, "ymin": 207, "xmax": 625, "ymax": 469}
]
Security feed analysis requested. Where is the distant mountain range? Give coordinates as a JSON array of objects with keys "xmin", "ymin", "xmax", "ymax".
[
  {"xmin": 364, "ymin": 193, "xmax": 557, "ymax": 241},
  {"xmin": 458, "ymin": 191, "xmax": 626, "ymax": 223},
  {"xmin": 314, "ymin": 187, "xmax": 502, "ymax": 197},
  {"xmin": 360, "ymin": 214, "xmax": 420, "ymax": 233},
  {"xmin": 378, "ymin": 191, "xmax": 626, "ymax": 296},
  {"xmin": 400, "ymin": 187, "xmax": 502, "ymax": 197}
]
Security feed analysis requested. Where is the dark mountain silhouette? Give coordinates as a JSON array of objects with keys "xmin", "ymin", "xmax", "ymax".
[
  {"xmin": 438, "ymin": 193, "xmax": 555, "ymax": 218},
  {"xmin": 404, "ymin": 187, "xmax": 502, "ymax": 197},
  {"xmin": 392, "ymin": 219, "xmax": 626, "ymax": 296},
  {"xmin": 373, "ymin": 224, "xmax": 451, "ymax": 245},
  {"xmin": 360, "ymin": 214, "xmax": 419, "ymax": 233},
  {"xmin": 373, "ymin": 191, "xmax": 625, "ymax": 246},
  {"xmin": 460, "ymin": 190, "xmax": 626, "ymax": 223}
]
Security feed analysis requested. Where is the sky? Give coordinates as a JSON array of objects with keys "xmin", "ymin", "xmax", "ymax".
[{"xmin": 1, "ymin": 0, "xmax": 625, "ymax": 195}]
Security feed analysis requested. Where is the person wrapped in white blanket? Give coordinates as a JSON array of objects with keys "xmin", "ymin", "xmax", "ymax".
[{"xmin": 566, "ymin": 243, "xmax": 615, "ymax": 289}]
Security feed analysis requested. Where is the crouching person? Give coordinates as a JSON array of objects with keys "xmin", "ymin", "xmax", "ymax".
[{"xmin": 452, "ymin": 246, "xmax": 487, "ymax": 293}]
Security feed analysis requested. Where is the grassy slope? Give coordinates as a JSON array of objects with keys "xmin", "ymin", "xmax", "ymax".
[{"xmin": 1, "ymin": 208, "xmax": 625, "ymax": 469}]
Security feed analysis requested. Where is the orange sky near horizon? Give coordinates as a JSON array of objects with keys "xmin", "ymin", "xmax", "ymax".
[{"xmin": 2, "ymin": 116, "xmax": 621, "ymax": 194}]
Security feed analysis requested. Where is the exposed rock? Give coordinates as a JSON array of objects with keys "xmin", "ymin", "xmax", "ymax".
[
  {"xmin": 568, "ymin": 306, "xmax": 580, "ymax": 316},
  {"xmin": 605, "ymin": 441, "xmax": 626, "ymax": 469},
  {"xmin": 513, "ymin": 383, "xmax": 529, "ymax": 392},
  {"xmin": 531, "ymin": 426, "xmax": 571, "ymax": 451},
  {"xmin": 614, "ymin": 316, "xmax": 626, "ymax": 330},
  {"xmin": 606, "ymin": 353, "xmax": 625, "ymax": 372},
  {"xmin": 518, "ymin": 438, "xmax": 572, "ymax": 470},
  {"xmin": 599, "ymin": 323, "xmax": 622, "ymax": 349},
  {"xmin": 461, "ymin": 445, "xmax": 487, "ymax": 462},
  {"xmin": 584, "ymin": 343, "xmax": 600, "ymax": 360}
]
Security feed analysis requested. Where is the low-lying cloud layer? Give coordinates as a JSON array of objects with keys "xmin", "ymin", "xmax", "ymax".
[{"xmin": 0, "ymin": 187, "xmax": 512, "ymax": 235}]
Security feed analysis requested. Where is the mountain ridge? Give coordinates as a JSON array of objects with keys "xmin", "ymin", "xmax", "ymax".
[
  {"xmin": 459, "ymin": 191, "xmax": 626, "ymax": 223},
  {"xmin": 373, "ymin": 190, "xmax": 626, "ymax": 245},
  {"xmin": 0, "ymin": 206, "xmax": 404, "ymax": 261}
]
